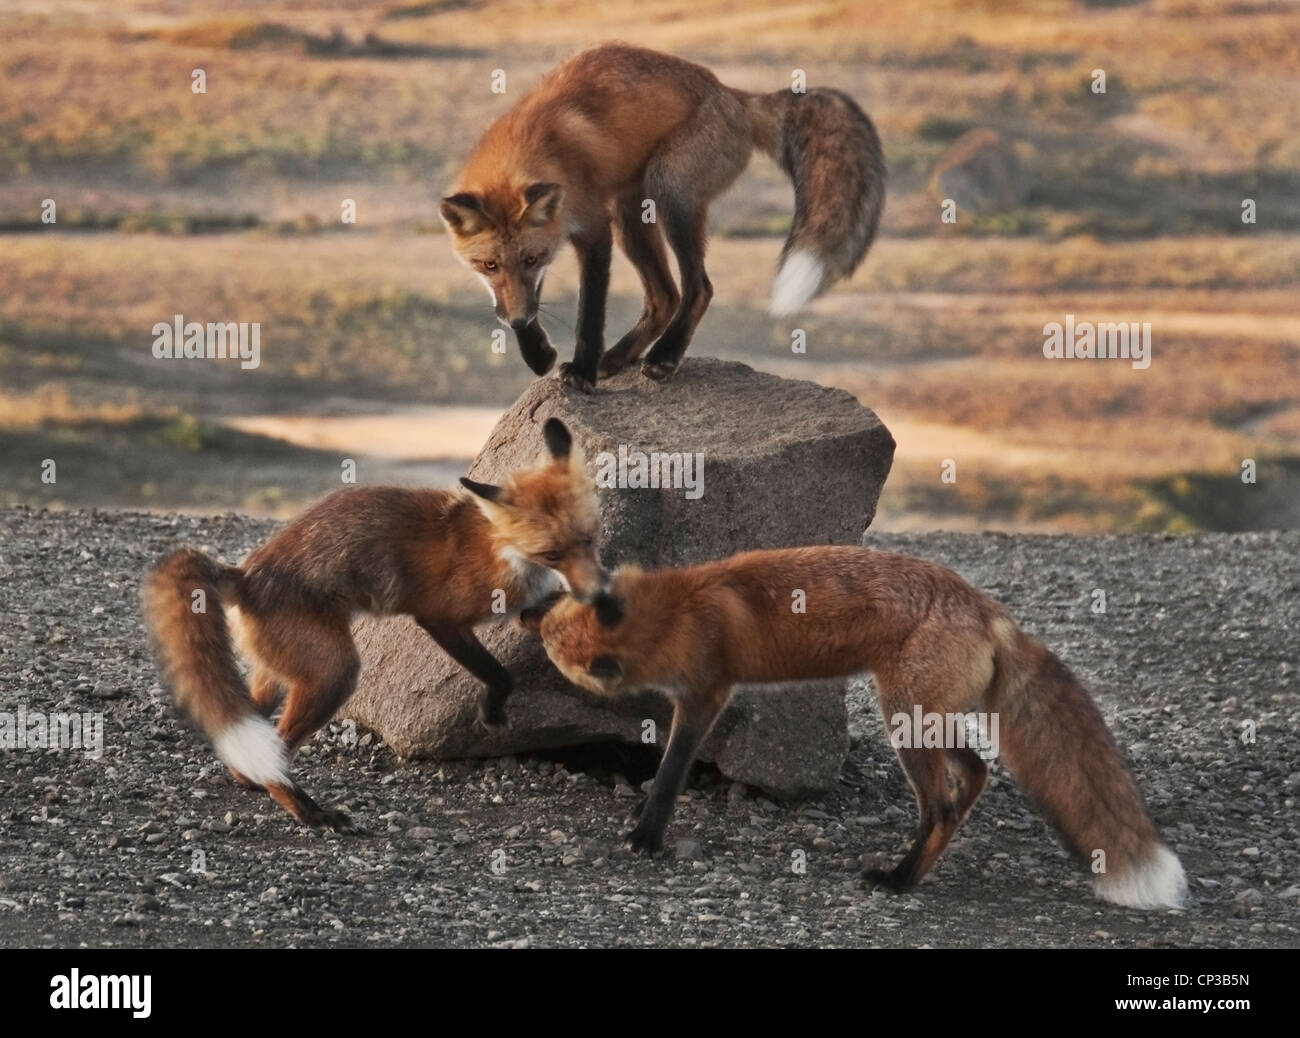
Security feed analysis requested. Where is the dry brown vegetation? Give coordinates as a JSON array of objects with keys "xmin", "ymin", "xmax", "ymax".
[{"xmin": 1, "ymin": 0, "xmax": 1296, "ymax": 529}]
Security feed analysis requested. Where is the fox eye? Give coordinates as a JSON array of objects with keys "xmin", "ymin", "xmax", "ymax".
[
  {"xmin": 482, "ymin": 260, "xmax": 498, "ymax": 273},
  {"xmin": 541, "ymin": 550, "xmax": 564, "ymax": 564},
  {"xmin": 523, "ymin": 254, "xmax": 537, "ymax": 267}
]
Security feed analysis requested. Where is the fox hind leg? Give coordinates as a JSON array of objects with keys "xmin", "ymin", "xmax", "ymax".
[
  {"xmin": 865, "ymin": 633, "xmax": 995, "ymax": 892},
  {"xmin": 275, "ymin": 658, "xmax": 361, "ymax": 755},
  {"xmin": 949, "ymin": 746, "xmax": 988, "ymax": 826},
  {"xmin": 246, "ymin": 612, "xmax": 360, "ymax": 831},
  {"xmin": 599, "ymin": 193, "xmax": 679, "ymax": 378},
  {"xmin": 640, "ymin": 204, "xmax": 711, "ymax": 382},
  {"xmin": 864, "ymin": 745, "xmax": 988, "ymax": 893},
  {"xmin": 267, "ymin": 660, "xmax": 360, "ymax": 831},
  {"xmin": 250, "ymin": 667, "xmax": 286, "ymax": 719},
  {"xmin": 275, "ymin": 658, "xmax": 360, "ymax": 829},
  {"xmin": 639, "ymin": 109, "xmax": 749, "ymax": 380},
  {"xmin": 863, "ymin": 745, "xmax": 963, "ymax": 893}
]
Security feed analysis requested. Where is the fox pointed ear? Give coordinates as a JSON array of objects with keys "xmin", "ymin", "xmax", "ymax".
[
  {"xmin": 593, "ymin": 592, "xmax": 625, "ymax": 628},
  {"xmin": 440, "ymin": 192, "xmax": 486, "ymax": 236},
  {"xmin": 542, "ymin": 417, "xmax": 572, "ymax": 460},
  {"xmin": 521, "ymin": 182, "xmax": 564, "ymax": 225},
  {"xmin": 459, "ymin": 476, "xmax": 504, "ymax": 504},
  {"xmin": 589, "ymin": 654, "xmax": 623, "ymax": 681}
]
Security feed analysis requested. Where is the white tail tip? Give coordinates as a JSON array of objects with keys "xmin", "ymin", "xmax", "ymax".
[
  {"xmin": 1095, "ymin": 844, "xmax": 1188, "ymax": 909},
  {"xmin": 769, "ymin": 249, "xmax": 825, "ymax": 316},
  {"xmin": 213, "ymin": 715, "xmax": 290, "ymax": 787}
]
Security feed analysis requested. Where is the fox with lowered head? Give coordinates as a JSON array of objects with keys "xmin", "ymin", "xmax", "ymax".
[
  {"xmin": 143, "ymin": 419, "xmax": 607, "ymax": 831},
  {"xmin": 524, "ymin": 545, "xmax": 1188, "ymax": 910},
  {"xmin": 440, "ymin": 43, "xmax": 885, "ymax": 393}
]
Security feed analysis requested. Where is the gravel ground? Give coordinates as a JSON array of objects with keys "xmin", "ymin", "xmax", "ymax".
[{"xmin": 0, "ymin": 506, "xmax": 1296, "ymax": 948}]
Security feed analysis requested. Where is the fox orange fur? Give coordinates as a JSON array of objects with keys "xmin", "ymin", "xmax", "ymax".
[
  {"xmin": 525, "ymin": 546, "xmax": 1188, "ymax": 909},
  {"xmin": 440, "ymin": 43, "xmax": 885, "ymax": 392},
  {"xmin": 143, "ymin": 419, "xmax": 607, "ymax": 830}
]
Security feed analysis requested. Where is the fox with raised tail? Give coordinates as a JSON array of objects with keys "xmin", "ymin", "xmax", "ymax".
[
  {"xmin": 524, "ymin": 545, "xmax": 1188, "ymax": 909},
  {"xmin": 143, "ymin": 419, "xmax": 607, "ymax": 830},
  {"xmin": 440, "ymin": 43, "xmax": 885, "ymax": 393}
]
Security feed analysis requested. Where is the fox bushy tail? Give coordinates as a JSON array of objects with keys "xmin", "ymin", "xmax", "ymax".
[
  {"xmin": 142, "ymin": 548, "xmax": 289, "ymax": 787},
  {"xmin": 744, "ymin": 87, "xmax": 886, "ymax": 316},
  {"xmin": 990, "ymin": 620, "xmax": 1187, "ymax": 909}
]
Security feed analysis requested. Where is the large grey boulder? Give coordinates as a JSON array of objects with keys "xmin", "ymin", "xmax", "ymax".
[{"xmin": 344, "ymin": 358, "xmax": 895, "ymax": 797}]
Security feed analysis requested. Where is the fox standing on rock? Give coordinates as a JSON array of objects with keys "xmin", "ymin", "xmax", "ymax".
[
  {"xmin": 143, "ymin": 419, "xmax": 607, "ymax": 831},
  {"xmin": 525, "ymin": 546, "xmax": 1188, "ymax": 910},
  {"xmin": 440, "ymin": 43, "xmax": 885, "ymax": 392}
]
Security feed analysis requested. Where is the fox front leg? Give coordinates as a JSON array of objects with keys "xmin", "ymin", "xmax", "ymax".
[
  {"xmin": 626, "ymin": 691, "xmax": 724, "ymax": 854},
  {"xmin": 558, "ymin": 225, "xmax": 612, "ymax": 394},
  {"xmin": 419, "ymin": 620, "xmax": 513, "ymax": 729},
  {"xmin": 515, "ymin": 319, "xmax": 558, "ymax": 376}
]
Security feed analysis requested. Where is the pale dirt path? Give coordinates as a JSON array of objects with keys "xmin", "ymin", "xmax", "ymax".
[{"xmin": 223, "ymin": 406, "xmax": 504, "ymax": 462}]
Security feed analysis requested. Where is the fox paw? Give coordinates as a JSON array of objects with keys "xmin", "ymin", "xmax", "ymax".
[
  {"xmin": 640, "ymin": 359, "xmax": 679, "ymax": 382},
  {"xmin": 862, "ymin": 866, "xmax": 908, "ymax": 893},
  {"xmin": 325, "ymin": 808, "xmax": 355, "ymax": 833},
  {"xmin": 476, "ymin": 699, "xmax": 509, "ymax": 730},
  {"xmin": 597, "ymin": 350, "xmax": 633, "ymax": 379},
  {"xmin": 524, "ymin": 343, "xmax": 557, "ymax": 376},
  {"xmin": 557, "ymin": 362, "xmax": 596, "ymax": 394},
  {"xmin": 625, "ymin": 820, "xmax": 664, "ymax": 856},
  {"xmin": 303, "ymin": 805, "xmax": 353, "ymax": 833}
]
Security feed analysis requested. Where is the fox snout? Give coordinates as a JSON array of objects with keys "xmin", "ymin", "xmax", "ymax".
[
  {"xmin": 497, "ymin": 292, "xmax": 539, "ymax": 329},
  {"xmin": 493, "ymin": 271, "xmax": 545, "ymax": 329},
  {"xmin": 564, "ymin": 559, "xmax": 611, "ymax": 604}
]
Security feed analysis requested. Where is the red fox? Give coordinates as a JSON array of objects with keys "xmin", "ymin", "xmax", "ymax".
[
  {"xmin": 440, "ymin": 43, "xmax": 885, "ymax": 393},
  {"xmin": 143, "ymin": 419, "xmax": 607, "ymax": 830},
  {"xmin": 523, "ymin": 545, "xmax": 1188, "ymax": 909}
]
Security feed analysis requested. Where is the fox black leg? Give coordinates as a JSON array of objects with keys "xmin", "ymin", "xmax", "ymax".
[
  {"xmin": 864, "ymin": 747, "xmax": 962, "ymax": 893},
  {"xmin": 420, "ymin": 620, "xmax": 513, "ymax": 729},
  {"xmin": 641, "ymin": 205, "xmax": 711, "ymax": 381},
  {"xmin": 862, "ymin": 819, "xmax": 934, "ymax": 893},
  {"xmin": 599, "ymin": 193, "xmax": 679, "ymax": 378},
  {"xmin": 626, "ymin": 693, "xmax": 721, "ymax": 854},
  {"xmin": 559, "ymin": 226, "xmax": 612, "ymax": 393},
  {"xmin": 515, "ymin": 319, "xmax": 557, "ymax": 376}
]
